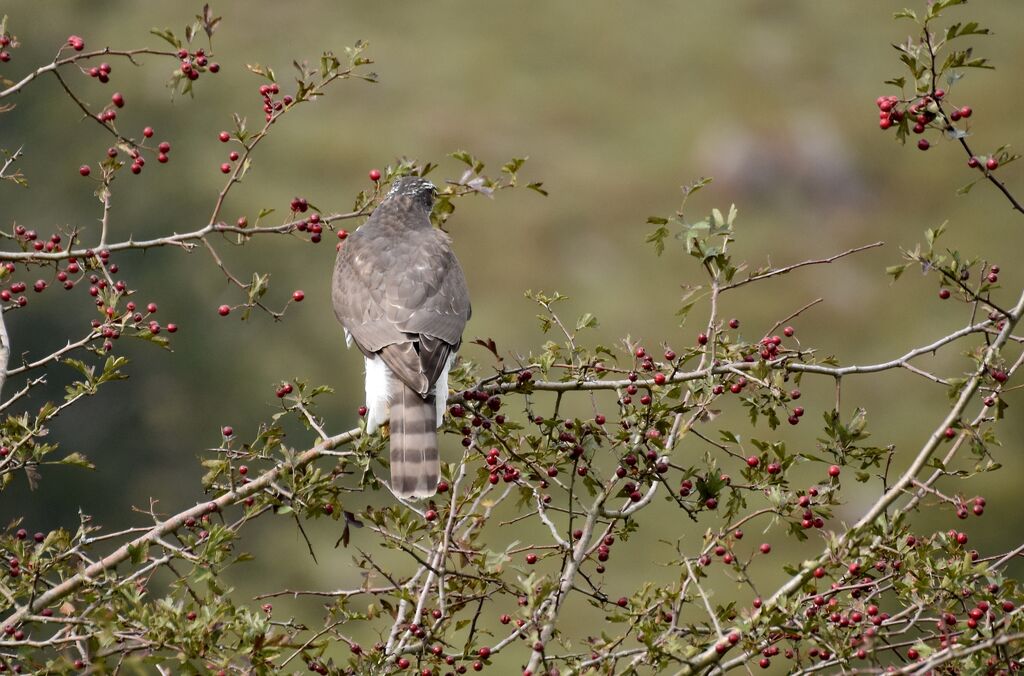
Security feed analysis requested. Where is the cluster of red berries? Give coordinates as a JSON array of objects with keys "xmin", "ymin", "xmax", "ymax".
[
  {"xmin": 294, "ymin": 212, "xmax": 325, "ymax": 243},
  {"xmin": 968, "ymin": 154, "xmax": 999, "ymax": 171},
  {"xmin": 0, "ymin": 31, "xmax": 17, "ymax": 63},
  {"xmin": 11, "ymin": 225, "xmax": 63, "ymax": 253},
  {"xmin": 216, "ymin": 130, "xmax": 241, "ymax": 174},
  {"xmin": 450, "ymin": 391, "xmax": 506, "ymax": 442},
  {"xmin": 177, "ymin": 47, "xmax": 219, "ymax": 82},
  {"xmin": 874, "ymin": 91, "xmax": 992, "ymax": 158},
  {"xmin": 258, "ymin": 82, "xmax": 292, "ymax": 122},
  {"xmin": 956, "ymin": 495, "xmax": 987, "ymax": 519},
  {"xmin": 275, "ymin": 382, "xmax": 293, "ymax": 398},
  {"xmin": 66, "ymin": 34, "xmax": 85, "ymax": 52},
  {"xmin": 86, "ymin": 61, "xmax": 112, "ymax": 83},
  {"xmin": 482, "ymin": 446, "xmax": 520, "ymax": 486}
]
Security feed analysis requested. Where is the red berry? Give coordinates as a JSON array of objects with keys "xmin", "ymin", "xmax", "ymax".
[
  {"xmin": 525, "ymin": 553, "xmax": 537, "ymax": 564},
  {"xmin": 939, "ymin": 288, "xmax": 950, "ymax": 299},
  {"xmin": 292, "ymin": 290, "xmax": 305, "ymax": 302},
  {"xmin": 960, "ymin": 106, "xmax": 972, "ymax": 118},
  {"xmin": 759, "ymin": 543, "xmax": 771, "ymax": 554},
  {"xmin": 143, "ymin": 127, "xmax": 154, "ymax": 138},
  {"xmin": 654, "ymin": 372, "xmax": 666, "ymax": 385},
  {"xmin": 158, "ymin": 153, "xmax": 169, "ymax": 163},
  {"xmin": 220, "ymin": 163, "xmax": 231, "ymax": 174},
  {"xmin": 158, "ymin": 141, "xmax": 171, "ymax": 153},
  {"xmin": 747, "ymin": 456, "xmax": 759, "ymax": 468},
  {"xmin": 79, "ymin": 165, "xmax": 91, "ymax": 176},
  {"xmin": 616, "ymin": 597, "xmax": 628, "ymax": 607},
  {"xmin": 917, "ymin": 139, "xmax": 930, "ymax": 151},
  {"xmin": 783, "ymin": 326, "xmax": 794, "ymax": 337},
  {"xmin": 222, "ymin": 426, "xmax": 233, "ymax": 437},
  {"xmin": 828, "ymin": 465, "xmax": 841, "ymax": 477},
  {"xmin": 697, "ymin": 333, "xmax": 708, "ymax": 345},
  {"xmin": 986, "ymin": 157, "xmax": 999, "ymax": 171},
  {"xmin": 217, "ymin": 304, "xmax": 230, "ymax": 316},
  {"xmin": 478, "ymin": 647, "xmax": 491, "ymax": 658},
  {"xmin": 369, "ymin": 169, "xmax": 381, "ymax": 182},
  {"xmin": 111, "ymin": 92, "xmax": 125, "ymax": 107},
  {"xmin": 944, "ymin": 427, "xmax": 956, "ymax": 439},
  {"xmin": 968, "ymin": 156, "xmax": 979, "ymax": 168},
  {"xmin": 219, "ymin": 131, "xmax": 230, "ymax": 143},
  {"xmin": 337, "ymin": 229, "xmax": 349, "ymax": 240},
  {"xmin": 229, "ymin": 151, "xmax": 239, "ymax": 161},
  {"xmin": 424, "ymin": 509, "xmax": 437, "ymax": 522}
]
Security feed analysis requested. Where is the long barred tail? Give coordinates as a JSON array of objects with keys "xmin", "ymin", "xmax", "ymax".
[{"xmin": 389, "ymin": 382, "xmax": 439, "ymax": 499}]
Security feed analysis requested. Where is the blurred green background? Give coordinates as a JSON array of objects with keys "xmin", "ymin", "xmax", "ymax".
[{"xmin": 2, "ymin": 0, "xmax": 1023, "ymax": 664}]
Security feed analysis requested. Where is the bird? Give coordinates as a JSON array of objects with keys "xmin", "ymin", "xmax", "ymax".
[{"xmin": 332, "ymin": 176, "xmax": 471, "ymax": 499}]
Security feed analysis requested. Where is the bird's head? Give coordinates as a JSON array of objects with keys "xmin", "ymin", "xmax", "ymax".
[{"xmin": 385, "ymin": 176, "xmax": 437, "ymax": 210}]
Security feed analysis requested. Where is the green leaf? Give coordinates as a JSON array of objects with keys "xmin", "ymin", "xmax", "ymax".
[
  {"xmin": 893, "ymin": 8, "xmax": 917, "ymax": 21},
  {"xmin": 59, "ymin": 452, "xmax": 95, "ymax": 470},
  {"xmin": 887, "ymin": 263, "xmax": 912, "ymax": 282},
  {"xmin": 501, "ymin": 157, "xmax": 526, "ymax": 175},
  {"xmin": 575, "ymin": 313, "xmax": 598, "ymax": 331},
  {"xmin": 646, "ymin": 225, "xmax": 670, "ymax": 256},
  {"xmin": 128, "ymin": 541, "xmax": 149, "ymax": 565},
  {"xmin": 526, "ymin": 181, "xmax": 548, "ymax": 196},
  {"xmin": 245, "ymin": 63, "xmax": 277, "ymax": 82},
  {"xmin": 450, "ymin": 150, "xmax": 476, "ymax": 167},
  {"xmin": 150, "ymin": 28, "xmax": 182, "ymax": 49}
]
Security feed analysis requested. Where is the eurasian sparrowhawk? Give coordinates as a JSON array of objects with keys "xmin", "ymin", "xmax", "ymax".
[{"xmin": 332, "ymin": 176, "xmax": 471, "ymax": 499}]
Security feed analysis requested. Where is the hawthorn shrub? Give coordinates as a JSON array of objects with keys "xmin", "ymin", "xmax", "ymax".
[{"xmin": 1, "ymin": 2, "xmax": 1023, "ymax": 674}]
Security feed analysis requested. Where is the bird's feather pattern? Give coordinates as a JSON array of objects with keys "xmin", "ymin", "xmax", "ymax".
[{"xmin": 332, "ymin": 178, "xmax": 470, "ymax": 498}]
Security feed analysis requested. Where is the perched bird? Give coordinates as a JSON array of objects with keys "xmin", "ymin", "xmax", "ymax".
[{"xmin": 332, "ymin": 176, "xmax": 471, "ymax": 498}]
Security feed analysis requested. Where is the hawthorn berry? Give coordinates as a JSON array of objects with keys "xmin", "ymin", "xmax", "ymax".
[
  {"xmin": 828, "ymin": 465, "xmax": 841, "ymax": 477},
  {"xmin": 369, "ymin": 169, "xmax": 381, "ymax": 182},
  {"xmin": 143, "ymin": 126, "xmax": 154, "ymax": 138},
  {"xmin": 111, "ymin": 92, "xmax": 125, "ymax": 107},
  {"xmin": 917, "ymin": 139, "xmax": 930, "ymax": 151},
  {"xmin": 292, "ymin": 290, "xmax": 305, "ymax": 302},
  {"xmin": 218, "ymin": 131, "xmax": 230, "ymax": 142},
  {"xmin": 986, "ymin": 157, "xmax": 999, "ymax": 171},
  {"xmin": 217, "ymin": 304, "xmax": 230, "ymax": 316},
  {"xmin": 79, "ymin": 165, "xmax": 91, "ymax": 176},
  {"xmin": 220, "ymin": 163, "xmax": 231, "ymax": 174}
]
